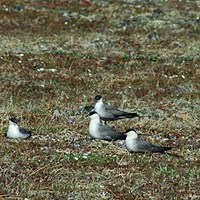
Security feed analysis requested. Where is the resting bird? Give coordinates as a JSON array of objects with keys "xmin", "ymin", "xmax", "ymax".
[
  {"xmin": 94, "ymin": 95, "xmax": 139, "ymax": 123},
  {"xmin": 6, "ymin": 118, "xmax": 32, "ymax": 139},
  {"xmin": 88, "ymin": 111, "xmax": 126, "ymax": 140},
  {"xmin": 125, "ymin": 129, "xmax": 172, "ymax": 153}
]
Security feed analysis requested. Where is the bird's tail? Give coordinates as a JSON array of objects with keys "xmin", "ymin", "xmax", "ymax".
[
  {"xmin": 163, "ymin": 147, "xmax": 173, "ymax": 151},
  {"xmin": 121, "ymin": 112, "xmax": 140, "ymax": 118},
  {"xmin": 23, "ymin": 131, "xmax": 32, "ymax": 139},
  {"xmin": 112, "ymin": 133, "xmax": 126, "ymax": 141},
  {"xmin": 117, "ymin": 134, "xmax": 126, "ymax": 140}
]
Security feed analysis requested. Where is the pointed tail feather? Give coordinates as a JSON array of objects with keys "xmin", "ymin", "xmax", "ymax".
[
  {"xmin": 105, "ymin": 134, "xmax": 126, "ymax": 141},
  {"xmin": 23, "ymin": 131, "xmax": 32, "ymax": 139},
  {"xmin": 152, "ymin": 146, "xmax": 173, "ymax": 153},
  {"xmin": 110, "ymin": 133, "xmax": 126, "ymax": 141},
  {"xmin": 116, "ymin": 134, "xmax": 126, "ymax": 140},
  {"xmin": 120, "ymin": 112, "xmax": 140, "ymax": 118},
  {"xmin": 163, "ymin": 147, "xmax": 173, "ymax": 151},
  {"xmin": 166, "ymin": 152, "xmax": 183, "ymax": 158}
]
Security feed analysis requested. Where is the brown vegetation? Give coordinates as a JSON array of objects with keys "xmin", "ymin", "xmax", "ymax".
[{"xmin": 0, "ymin": 0, "xmax": 199, "ymax": 199}]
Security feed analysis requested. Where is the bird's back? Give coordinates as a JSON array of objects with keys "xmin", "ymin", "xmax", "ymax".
[
  {"xmin": 19, "ymin": 127, "xmax": 32, "ymax": 139},
  {"xmin": 136, "ymin": 139, "xmax": 170, "ymax": 153},
  {"xmin": 98, "ymin": 124, "xmax": 126, "ymax": 140}
]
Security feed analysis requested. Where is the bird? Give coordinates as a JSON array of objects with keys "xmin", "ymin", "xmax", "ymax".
[
  {"xmin": 6, "ymin": 118, "xmax": 32, "ymax": 139},
  {"xmin": 88, "ymin": 111, "xmax": 126, "ymax": 140},
  {"xmin": 125, "ymin": 129, "xmax": 172, "ymax": 153},
  {"xmin": 94, "ymin": 95, "xmax": 139, "ymax": 123}
]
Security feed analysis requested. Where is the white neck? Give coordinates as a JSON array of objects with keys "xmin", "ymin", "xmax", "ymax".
[
  {"xmin": 89, "ymin": 114, "xmax": 101, "ymax": 138},
  {"xmin": 126, "ymin": 131, "xmax": 138, "ymax": 140},
  {"xmin": 89, "ymin": 114, "xmax": 101, "ymax": 126},
  {"xmin": 7, "ymin": 122, "xmax": 21, "ymax": 138},
  {"xmin": 125, "ymin": 131, "xmax": 138, "ymax": 151},
  {"xmin": 9, "ymin": 120, "xmax": 15, "ymax": 126},
  {"xmin": 94, "ymin": 99, "xmax": 103, "ymax": 111}
]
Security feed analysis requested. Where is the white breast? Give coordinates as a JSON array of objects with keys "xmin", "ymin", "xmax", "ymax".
[
  {"xmin": 95, "ymin": 102, "xmax": 108, "ymax": 119},
  {"xmin": 125, "ymin": 136, "xmax": 137, "ymax": 151},
  {"xmin": 89, "ymin": 121, "xmax": 101, "ymax": 139},
  {"xmin": 7, "ymin": 124, "xmax": 21, "ymax": 139},
  {"xmin": 94, "ymin": 101, "xmax": 102, "ymax": 113}
]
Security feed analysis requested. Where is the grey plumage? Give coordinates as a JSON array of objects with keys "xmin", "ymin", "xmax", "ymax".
[
  {"xmin": 6, "ymin": 118, "xmax": 32, "ymax": 139},
  {"xmin": 94, "ymin": 95, "xmax": 139, "ymax": 122},
  {"xmin": 88, "ymin": 111, "xmax": 126, "ymax": 140},
  {"xmin": 125, "ymin": 129, "xmax": 172, "ymax": 153},
  {"xmin": 18, "ymin": 127, "xmax": 32, "ymax": 139}
]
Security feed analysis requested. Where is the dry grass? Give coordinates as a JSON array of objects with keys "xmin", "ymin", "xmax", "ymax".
[{"xmin": 0, "ymin": 0, "xmax": 199, "ymax": 199}]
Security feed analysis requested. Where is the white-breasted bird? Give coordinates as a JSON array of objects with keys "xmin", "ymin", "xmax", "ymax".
[
  {"xmin": 94, "ymin": 95, "xmax": 139, "ymax": 123},
  {"xmin": 88, "ymin": 111, "xmax": 126, "ymax": 140},
  {"xmin": 125, "ymin": 129, "xmax": 172, "ymax": 153},
  {"xmin": 6, "ymin": 118, "xmax": 32, "ymax": 139}
]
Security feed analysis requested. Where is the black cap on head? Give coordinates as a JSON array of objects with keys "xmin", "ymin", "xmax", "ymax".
[
  {"xmin": 124, "ymin": 128, "xmax": 137, "ymax": 133},
  {"xmin": 94, "ymin": 95, "xmax": 102, "ymax": 101},
  {"xmin": 88, "ymin": 111, "xmax": 98, "ymax": 116},
  {"xmin": 9, "ymin": 118, "xmax": 18, "ymax": 123}
]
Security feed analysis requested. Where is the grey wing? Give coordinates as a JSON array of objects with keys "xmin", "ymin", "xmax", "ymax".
[
  {"xmin": 19, "ymin": 127, "xmax": 31, "ymax": 134},
  {"xmin": 98, "ymin": 125, "xmax": 123, "ymax": 140},
  {"xmin": 19, "ymin": 127, "xmax": 31, "ymax": 139},
  {"xmin": 103, "ymin": 104, "xmax": 126, "ymax": 116},
  {"xmin": 19, "ymin": 127, "xmax": 32, "ymax": 139},
  {"xmin": 136, "ymin": 139, "xmax": 164, "ymax": 152}
]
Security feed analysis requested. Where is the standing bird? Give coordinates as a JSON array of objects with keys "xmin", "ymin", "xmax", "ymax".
[
  {"xmin": 88, "ymin": 111, "xmax": 126, "ymax": 140},
  {"xmin": 125, "ymin": 129, "xmax": 172, "ymax": 153},
  {"xmin": 6, "ymin": 118, "xmax": 32, "ymax": 139},
  {"xmin": 94, "ymin": 95, "xmax": 139, "ymax": 124}
]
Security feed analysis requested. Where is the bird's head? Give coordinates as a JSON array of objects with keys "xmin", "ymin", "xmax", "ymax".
[
  {"xmin": 9, "ymin": 118, "xmax": 18, "ymax": 125},
  {"xmin": 125, "ymin": 129, "xmax": 138, "ymax": 138},
  {"xmin": 88, "ymin": 111, "xmax": 100, "ymax": 120},
  {"xmin": 94, "ymin": 95, "xmax": 102, "ymax": 102}
]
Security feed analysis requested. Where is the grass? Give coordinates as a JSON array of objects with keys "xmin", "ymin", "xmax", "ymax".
[{"xmin": 0, "ymin": 0, "xmax": 200, "ymax": 199}]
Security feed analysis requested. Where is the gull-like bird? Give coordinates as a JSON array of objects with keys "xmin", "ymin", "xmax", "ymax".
[
  {"xmin": 94, "ymin": 95, "xmax": 139, "ymax": 123},
  {"xmin": 88, "ymin": 111, "xmax": 126, "ymax": 140},
  {"xmin": 6, "ymin": 118, "xmax": 32, "ymax": 139},
  {"xmin": 125, "ymin": 129, "xmax": 172, "ymax": 153}
]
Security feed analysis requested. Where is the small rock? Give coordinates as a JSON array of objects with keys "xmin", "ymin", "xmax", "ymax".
[{"xmin": 76, "ymin": 105, "xmax": 94, "ymax": 114}]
